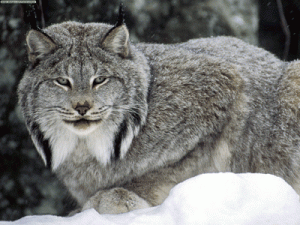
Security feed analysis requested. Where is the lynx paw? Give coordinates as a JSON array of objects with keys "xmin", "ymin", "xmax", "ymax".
[{"xmin": 82, "ymin": 187, "xmax": 151, "ymax": 214}]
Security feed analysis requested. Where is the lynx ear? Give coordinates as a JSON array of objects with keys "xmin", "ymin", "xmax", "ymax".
[
  {"xmin": 26, "ymin": 29, "xmax": 57, "ymax": 64},
  {"xmin": 101, "ymin": 24, "xmax": 131, "ymax": 58},
  {"xmin": 101, "ymin": 4, "xmax": 130, "ymax": 57}
]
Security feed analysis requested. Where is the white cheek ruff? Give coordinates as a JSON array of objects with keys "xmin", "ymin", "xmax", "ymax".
[
  {"xmin": 34, "ymin": 107, "xmax": 144, "ymax": 170},
  {"xmin": 41, "ymin": 121, "xmax": 78, "ymax": 170},
  {"xmin": 51, "ymin": 131, "xmax": 78, "ymax": 170},
  {"xmin": 39, "ymin": 119, "xmax": 119, "ymax": 170},
  {"xmin": 85, "ymin": 122, "xmax": 117, "ymax": 166},
  {"xmin": 120, "ymin": 127, "xmax": 134, "ymax": 159},
  {"xmin": 112, "ymin": 117, "xmax": 142, "ymax": 160}
]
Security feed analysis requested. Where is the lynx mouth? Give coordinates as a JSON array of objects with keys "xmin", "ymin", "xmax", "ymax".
[{"xmin": 64, "ymin": 119, "xmax": 102, "ymax": 129}]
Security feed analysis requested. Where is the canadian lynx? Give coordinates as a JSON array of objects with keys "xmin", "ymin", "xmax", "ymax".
[{"xmin": 19, "ymin": 9, "xmax": 300, "ymax": 214}]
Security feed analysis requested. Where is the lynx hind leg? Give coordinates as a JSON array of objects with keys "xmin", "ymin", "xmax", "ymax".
[
  {"xmin": 82, "ymin": 188, "xmax": 151, "ymax": 214},
  {"xmin": 278, "ymin": 60, "xmax": 300, "ymax": 195}
]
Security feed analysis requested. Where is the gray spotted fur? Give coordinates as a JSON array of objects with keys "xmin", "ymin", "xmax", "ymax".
[{"xmin": 18, "ymin": 21, "xmax": 300, "ymax": 213}]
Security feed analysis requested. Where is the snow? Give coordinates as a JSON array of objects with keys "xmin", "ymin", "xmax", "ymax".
[{"xmin": 1, "ymin": 173, "xmax": 300, "ymax": 225}]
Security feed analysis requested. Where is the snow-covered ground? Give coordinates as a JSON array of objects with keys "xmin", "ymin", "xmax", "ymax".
[{"xmin": 1, "ymin": 173, "xmax": 300, "ymax": 225}]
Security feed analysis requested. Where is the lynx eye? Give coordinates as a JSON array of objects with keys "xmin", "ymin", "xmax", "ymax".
[
  {"xmin": 92, "ymin": 77, "xmax": 108, "ymax": 88},
  {"xmin": 54, "ymin": 78, "xmax": 72, "ymax": 89}
]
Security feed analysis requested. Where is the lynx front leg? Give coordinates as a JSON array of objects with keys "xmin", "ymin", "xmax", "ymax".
[
  {"xmin": 81, "ymin": 173, "xmax": 178, "ymax": 214},
  {"xmin": 123, "ymin": 176, "xmax": 178, "ymax": 207},
  {"xmin": 82, "ymin": 151, "xmax": 204, "ymax": 214},
  {"xmin": 121, "ymin": 149, "xmax": 214, "ymax": 207},
  {"xmin": 82, "ymin": 187, "xmax": 151, "ymax": 214}
]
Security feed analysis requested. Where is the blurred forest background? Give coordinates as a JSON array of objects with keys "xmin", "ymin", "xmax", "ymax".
[{"xmin": 1, "ymin": 0, "xmax": 300, "ymax": 221}]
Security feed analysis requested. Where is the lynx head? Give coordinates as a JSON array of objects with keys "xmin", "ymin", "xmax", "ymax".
[{"xmin": 18, "ymin": 18, "xmax": 150, "ymax": 170}]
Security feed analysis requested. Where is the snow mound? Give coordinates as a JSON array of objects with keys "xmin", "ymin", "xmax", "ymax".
[{"xmin": 2, "ymin": 173, "xmax": 300, "ymax": 225}]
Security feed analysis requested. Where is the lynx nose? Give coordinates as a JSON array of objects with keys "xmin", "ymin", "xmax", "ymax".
[{"xmin": 74, "ymin": 101, "xmax": 91, "ymax": 116}]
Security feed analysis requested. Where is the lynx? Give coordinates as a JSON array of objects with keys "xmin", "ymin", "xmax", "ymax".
[{"xmin": 18, "ymin": 10, "xmax": 300, "ymax": 214}]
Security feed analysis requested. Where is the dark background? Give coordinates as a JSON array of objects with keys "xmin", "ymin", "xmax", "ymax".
[{"xmin": 0, "ymin": 0, "xmax": 300, "ymax": 221}]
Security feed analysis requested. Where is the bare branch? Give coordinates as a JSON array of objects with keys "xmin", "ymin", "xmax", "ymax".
[{"xmin": 276, "ymin": 0, "xmax": 290, "ymax": 60}]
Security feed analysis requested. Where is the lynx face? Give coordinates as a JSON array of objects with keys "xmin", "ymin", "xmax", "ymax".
[
  {"xmin": 37, "ymin": 57, "xmax": 124, "ymax": 136},
  {"xmin": 19, "ymin": 22, "xmax": 150, "ymax": 170}
]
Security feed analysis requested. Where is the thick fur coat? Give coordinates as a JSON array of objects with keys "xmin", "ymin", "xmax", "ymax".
[{"xmin": 18, "ymin": 18, "xmax": 300, "ymax": 213}]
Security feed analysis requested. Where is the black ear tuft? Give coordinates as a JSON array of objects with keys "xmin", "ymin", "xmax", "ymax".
[
  {"xmin": 25, "ymin": 4, "xmax": 42, "ymax": 31},
  {"xmin": 27, "ymin": 4, "xmax": 38, "ymax": 30},
  {"xmin": 101, "ymin": 3, "xmax": 131, "ymax": 58},
  {"xmin": 115, "ymin": 3, "xmax": 125, "ymax": 27}
]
